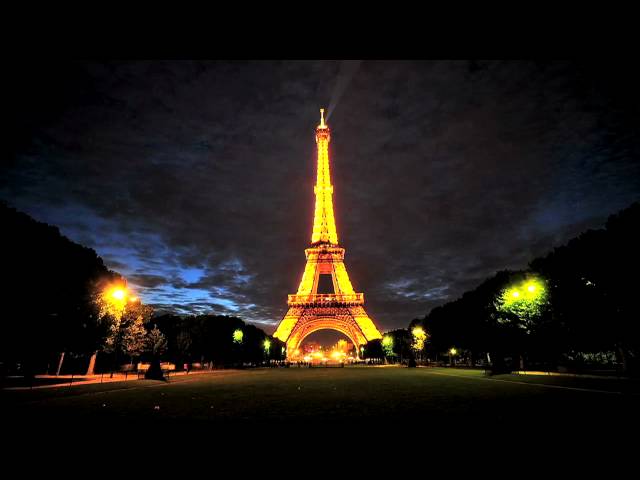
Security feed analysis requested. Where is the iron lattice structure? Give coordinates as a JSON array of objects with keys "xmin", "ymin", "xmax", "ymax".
[{"xmin": 274, "ymin": 109, "xmax": 382, "ymax": 358}]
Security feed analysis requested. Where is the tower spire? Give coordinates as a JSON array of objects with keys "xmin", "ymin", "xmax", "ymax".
[{"xmin": 312, "ymin": 107, "xmax": 338, "ymax": 245}]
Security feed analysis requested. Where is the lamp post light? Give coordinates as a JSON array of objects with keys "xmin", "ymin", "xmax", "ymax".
[
  {"xmin": 499, "ymin": 276, "xmax": 548, "ymax": 371},
  {"xmin": 411, "ymin": 326, "xmax": 427, "ymax": 364},
  {"xmin": 232, "ymin": 329, "xmax": 243, "ymax": 367},
  {"xmin": 233, "ymin": 329, "xmax": 244, "ymax": 344},
  {"xmin": 100, "ymin": 284, "xmax": 139, "ymax": 378},
  {"xmin": 263, "ymin": 339, "xmax": 271, "ymax": 365},
  {"xmin": 382, "ymin": 335, "xmax": 394, "ymax": 364},
  {"xmin": 449, "ymin": 347, "xmax": 457, "ymax": 367}
]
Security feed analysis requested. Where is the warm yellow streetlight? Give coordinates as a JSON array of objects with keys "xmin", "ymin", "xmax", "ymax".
[
  {"xmin": 111, "ymin": 288, "xmax": 126, "ymax": 300},
  {"xmin": 411, "ymin": 326, "xmax": 427, "ymax": 357},
  {"xmin": 448, "ymin": 347, "xmax": 458, "ymax": 367},
  {"xmin": 100, "ymin": 284, "xmax": 141, "ymax": 323},
  {"xmin": 99, "ymin": 282, "xmax": 140, "ymax": 379},
  {"xmin": 103, "ymin": 285, "xmax": 141, "ymax": 309},
  {"xmin": 100, "ymin": 285, "xmax": 130, "ymax": 317},
  {"xmin": 502, "ymin": 277, "xmax": 546, "ymax": 307}
]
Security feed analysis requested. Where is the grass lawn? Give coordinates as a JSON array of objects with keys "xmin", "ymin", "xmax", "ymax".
[{"xmin": 3, "ymin": 366, "xmax": 638, "ymax": 444}]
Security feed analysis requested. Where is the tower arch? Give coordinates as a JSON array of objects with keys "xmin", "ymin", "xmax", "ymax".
[{"xmin": 287, "ymin": 316, "xmax": 366, "ymax": 359}]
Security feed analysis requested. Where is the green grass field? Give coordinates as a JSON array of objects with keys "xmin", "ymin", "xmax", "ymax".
[{"xmin": 3, "ymin": 366, "xmax": 639, "ymax": 442}]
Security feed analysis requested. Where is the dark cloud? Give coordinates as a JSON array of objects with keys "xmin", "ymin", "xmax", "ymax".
[
  {"xmin": 2, "ymin": 60, "xmax": 639, "ymax": 332},
  {"xmin": 127, "ymin": 273, "xmax": 168, "ymax": 288}
]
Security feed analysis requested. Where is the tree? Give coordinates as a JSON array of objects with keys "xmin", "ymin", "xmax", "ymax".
[
  {"xmin": 269, "ymin": 337, "xmax": 286, "ymax": 362},
  {"xmin": 121, "ymin": 315, "xmax": 147, "ymax": 365},
  {"xmin": 144, "ymin": 325, "xmax": 168, "ymax": 381},
  {"xmin": 494, "ymin": 274, "xmax": 550, "ymax": 370},
  {"xmin": 530, "ymin": 202, "xmax": 640, "ymax": 373},
  {"xmin": 495, "ymin": 277, "xmax": 548, "ymax": 333},
  {"xmin": 100, "ymin": 297, "xmax": 153, "ymax": 372},
  {"xmin": 0, "ymin": 203, "xmax": 117, "ymax": 376},
  {"xmin": 146, "ymin": 326, "xmax": 168, "ymax": 357},
  {"xmin": 411, "ymin": 326, "xmax": 427, "ymax": 360},
  {"xmin": 382, "ymin": 335, "xmax": 395, "ymax": 360},
  {"xmin": 176, "ymin": 330, "xmax": 193, "ymax": 368},
  {"xmin": 413, "ymin": 202, "xmax": 640, "ymax": 375},
  {"xmin": 364, "ymin": 339, "xmax": 384, "ymax": 362},
  {"xmin": 150, "ymin": 314, "xmax": 278, "ymax": 368}
]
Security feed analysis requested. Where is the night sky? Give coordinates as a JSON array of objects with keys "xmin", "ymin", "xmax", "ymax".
[{"xmin": 3, "ymin": 60, "xmax": 639, "ymax": 333}]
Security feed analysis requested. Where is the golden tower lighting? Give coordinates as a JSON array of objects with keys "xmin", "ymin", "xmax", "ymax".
[{"xmin": 273, "ymin": 109, "xmax": 382, "ymax": 359}]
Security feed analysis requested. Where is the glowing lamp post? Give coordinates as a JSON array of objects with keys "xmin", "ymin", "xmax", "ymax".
[
  {"xmin": 449, "ymin": 347, "xmax": 457, "ymax": 366},
  {"xmin": 233, "ymin": 329, "xmax": 244, "ymax": 344},
  {"xmin": 411, "ymin": 326, "xmax": 427, "ymax": 363},
  {"xmin": 497, "ymin": 276, "xmax": 548, "ymax": 370},
  {"xmin": 500, "ymin": 279, "xmax": 546, "ymax": 317},
  {"xmin": 98, "ymin": 283, "xmax": 139, "ymax": 377},
  {"xmin": 111, "ymin": 288, "xmax": 125, "ymax": 301},
  {"xmin": 263, "ymin": 338, "xmax": 271, "ymax": 365},
  {"xmin": 382, "ymin": 335, "xmax": 394, "ymax": 363}
]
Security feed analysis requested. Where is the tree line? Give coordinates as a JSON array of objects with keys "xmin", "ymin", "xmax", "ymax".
[
  {"xmin": 3, "ymin": 200, "xmax": 638, "ymax": 377},
  {"xmin": 150, "ymin": 314, "xmax": 284, "ymax": 369},
  {"xmin": 366, "ymin": 202, "xmax": 640, "ymax": 375},
  {"xmin": 0, "ymin": 203, "xmax": 282, "ymax": 378}
]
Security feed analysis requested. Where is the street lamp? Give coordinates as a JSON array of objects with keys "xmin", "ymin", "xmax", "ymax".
[
  {"xmin": 498, "ymin": 276, "xmax": 548, "ymax": 370},
  {"xmin": 411, "ymin": 326, "xmax": 427, "ymax": 363},
  {"xmin": 263, "ymin": 339, "xmax": 271, "ymax": 365},
  {"xmin": 89, "ymin": 284, "xmax": 134, "ymax": 376},
  {"xmin": 501, "ymin": 278, "xmax": 546, "ymax": 311},
  {"xmin": 449, "ymin": 347, "xmax": 457, "ymax": 366},
  {"xmin": 112, "ymin": 289, "xmax": 125, "ymax": 300},
  {"xmin": 233, "ymin": 329, "xmax": 244, "ymax": 344},
  {"xmin": 101, "ymin": 284, "xmax": 139, "ymax": 377},
  {"xmin": 382, "ymin": 335, "xmax": 394, "ymax": 362}
]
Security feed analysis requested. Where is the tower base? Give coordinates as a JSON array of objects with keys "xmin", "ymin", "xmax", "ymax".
[{"xmin": 277, "ymin": 304, "xmax": 381, "ymax": 359}]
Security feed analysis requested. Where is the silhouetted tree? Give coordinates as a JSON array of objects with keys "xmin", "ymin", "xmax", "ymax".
[
  {"xmin": 0, "ymin": 203, "xmax": 118, "ymax": 375},
  {"xmin": 364, "ymin": 339, "xmax": 384, "ymax": 361},
  {"xmin": 151, "ymin": 313, "xmax": 275, "ymax": 368},
  {"xmin": 414, "ymin": 201, "xmax": 640, "ymax": 375}
]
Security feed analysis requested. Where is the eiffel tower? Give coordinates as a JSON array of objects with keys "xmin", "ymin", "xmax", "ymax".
[{"xmin": 274, "ymin": 109, "xmax": 382, "ymax": 359}]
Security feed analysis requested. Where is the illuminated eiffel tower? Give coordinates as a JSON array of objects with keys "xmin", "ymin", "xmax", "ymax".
[{"xmin": 274, "ymin": 109, "xmax": 382, "ymax": 359}]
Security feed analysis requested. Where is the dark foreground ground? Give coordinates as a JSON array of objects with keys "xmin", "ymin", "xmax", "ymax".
[{"xmin": 2, "ymin": 366, "xmax": 639, "ymax": 454}]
